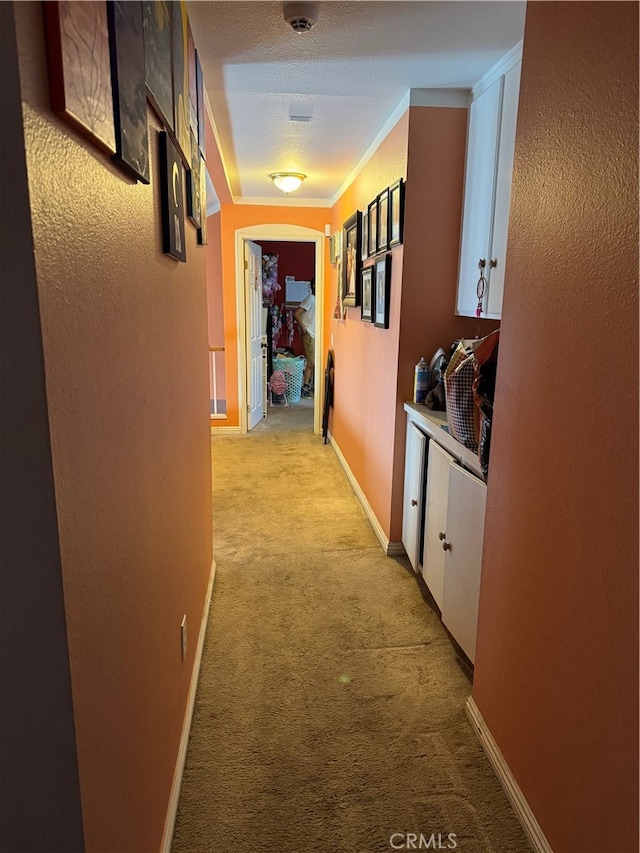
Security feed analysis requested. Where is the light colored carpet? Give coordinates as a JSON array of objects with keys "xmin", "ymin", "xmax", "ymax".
[{"xmin": 171, "ymin": 402, "xmax": 531, "ymax": 853}]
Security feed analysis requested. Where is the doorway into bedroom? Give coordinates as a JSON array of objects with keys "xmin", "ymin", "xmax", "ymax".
[{"xmin": 235, "ymin": 224, "xmax": 325, "ymax": 435}]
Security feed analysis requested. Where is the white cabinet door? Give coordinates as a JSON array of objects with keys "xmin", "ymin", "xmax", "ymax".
[
  {"xmin": 402, "ymin": 422, "xmax": 427, "ymax": 573},
  {"xmin": 486, "ymin": 60, "xmax": 522, "ymax": 318},
  {"xmin": 456, "ymin": 77, "xmax": 502, "ymax": 318},
  {"xmin": 441, "ymin": 464, "xmax": 487, "ymax": 663},
  {"xmin": 422, "ymin": 440, "xmax": 453, "ymax": 610}
]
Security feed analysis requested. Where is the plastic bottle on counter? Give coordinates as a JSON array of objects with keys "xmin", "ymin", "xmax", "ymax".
[{"xmin": 413, "ymin": 356, "xmax": 429, "ymax": 404}]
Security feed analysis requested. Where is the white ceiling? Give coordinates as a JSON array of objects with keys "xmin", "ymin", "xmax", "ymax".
[{"xmin": 187, "ymin": 1, "xmax": 526, "ymax": 206}]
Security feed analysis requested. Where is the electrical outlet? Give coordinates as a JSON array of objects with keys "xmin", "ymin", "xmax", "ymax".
[{"xmin": 180, "ymin": 615, "xmax": 187, "ymax": 661}]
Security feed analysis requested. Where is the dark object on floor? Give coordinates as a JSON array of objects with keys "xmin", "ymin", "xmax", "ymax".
[{"xmin": 322, "ymin": 349, "xmax": 334, "ymax": 443}]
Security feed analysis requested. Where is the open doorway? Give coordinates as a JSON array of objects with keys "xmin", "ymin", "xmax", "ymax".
[{"xmin": 234, "ymin": 225, "xmax": 325, "ymax": 435}]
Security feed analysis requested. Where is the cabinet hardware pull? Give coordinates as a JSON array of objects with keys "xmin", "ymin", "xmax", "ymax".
[
  {"xmin": 442, "ymin": 541, "xmax": 452, "ymax": 551},
  {"xmin": 477, "ymin": 258, "xmax": 486, "ymax": 269},
  {"xmin": 411, "ymin": 499, "xmax": 418, "ymax": 506},
  {"xmin": 490, "ymin": 258, "xmax": 497, "ymax": 268},
  {"xmin": 438, "ymin": 531, "xmax": 446, "ymax": 540}
]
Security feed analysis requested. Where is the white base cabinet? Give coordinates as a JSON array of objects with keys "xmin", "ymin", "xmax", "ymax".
[
  {"xmin": 403, "ymin": 404, "xmax": 487, "ymax": 663},
  {"xmin": 401, "ymin": 421, "xmax": 427, "ymax": 573}
]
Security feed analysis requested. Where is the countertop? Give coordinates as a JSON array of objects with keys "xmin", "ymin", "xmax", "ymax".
[{"xmin": 403, "ymin": 402, "xmax": 483, "ymax": 479}]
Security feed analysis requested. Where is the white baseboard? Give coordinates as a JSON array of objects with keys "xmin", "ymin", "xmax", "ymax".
[
  {"xmin": 161, "ymin": 559, "xmax": 217, "ymax": 852},
  {"xmin": 329, "ymin": 434, "xmax": 404, "ymax": 558},
  {"xmin": 466, "ymin": 697, "xmax": 553, "ymax": 853},
  {"xmin": 211, "ymin": 425, "xmax": 242, "ymax": 435}
]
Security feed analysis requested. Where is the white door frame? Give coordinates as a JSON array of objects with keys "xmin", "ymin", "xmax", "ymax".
[{"xmin": 235, "ymin": 225, "xmax": 325, "ymax": 434}]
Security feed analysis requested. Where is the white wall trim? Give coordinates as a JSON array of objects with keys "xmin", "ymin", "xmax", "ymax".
[
  {"xmin": 466, "ymin": 697, "xmax": 553, "ymax": 853},
  {"xmin": 232, "ymin": 196, "xmax": 331, "ymax": 208},
  {"xmin": 211, "ymin": 425, "xmax": 242, "ymax": 435},
  {"xmin": 472, "ymin": 41, "xmax": 524, "ymax": 100},
  {"xmin": 329, "ymin": 433, "xmax": 403, "ymax": 557},
  {"xmin": 161, "ymin": 559, "xmax": 217, "ymax": 853}
]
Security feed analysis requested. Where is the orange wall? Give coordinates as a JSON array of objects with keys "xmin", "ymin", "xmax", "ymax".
[
  {"xmin": 329, "ymin": 107, "xmax": 496, "ymax": 542},
  {"xmin": 473, "ymin": 4, "xmax": 639, "ymax": 851},
  {"xmin": 15, "ymin": 5, "xmax": 213, "ymax": 852},
  {"xmin": 218, "ymin": 204, "xmax": 329, "ymax": 426}
]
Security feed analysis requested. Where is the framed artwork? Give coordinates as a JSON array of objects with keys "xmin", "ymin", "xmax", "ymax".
[
  {"xmin": 367, "ymin": 198, "xmax": 377, "ymax": 257},
  {"xmin": 172, "ymin": 0, "xmax": 191, "ymax": 165},
  {"xmin": 159, "ymin": 131, "xmax": 186, "ymax": 261},
  {"xmin": 361, "ymin": 212, "xmax": 369, "ymax": 262},
  {"xmin": 186, "ymin": 132, "xmax": 202, "ymax": 227},
  {"xmin": 389, "ymin": 178, "xmax": 405, "ymax": 247},
  {"xmin": 329, "ymin": 231, "xmax": 342, "ymax": 265},
  {"xmin": 107, "ymin": 0, "xmax": 150, "ymax": 183},
  {"xmin": 196, "ymin": 49, "xmax": 206, "ymax": 158},
  {"xmin": 143, "ymin": 0, "xmax": 174, "ymax": 132},
  {"xmin": 187, "ymin": 20, "xmax": 198, "ymax": 135},
  {"xmin": 43, "ymin": 0, "xmax": 116, "ymax": 154},
  {"xmin": 377, "ymin": 187, "xmax": 390, "ymax": 252},
  {"xmin": 342, "ymin": 211, "xmax": 362, "ymax": 308},
  {"xmin": 197, "ymin": 156, "xmax": 208, "ymax": 245},
  {"xmin": 361, "ymin": 267, "xmax": 373, "ymax": 322},
  {"xmin": 374, "ymin": 254, "xmax": 392, "ymax": 328}
]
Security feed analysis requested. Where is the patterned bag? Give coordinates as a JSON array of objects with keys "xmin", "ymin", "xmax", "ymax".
[{"xmin": 444, "ymin": 341, "xmax": 479, "ymax": 452}]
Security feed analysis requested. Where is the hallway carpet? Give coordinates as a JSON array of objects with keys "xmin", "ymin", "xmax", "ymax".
[{"xmin": 171, "ymin": 405, "xmax": 531, "ymax": 853}]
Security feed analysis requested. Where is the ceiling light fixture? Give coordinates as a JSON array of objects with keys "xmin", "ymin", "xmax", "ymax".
[{"xmin": 270, "ymin": 172, "xmax": 306, "ymax": 194}]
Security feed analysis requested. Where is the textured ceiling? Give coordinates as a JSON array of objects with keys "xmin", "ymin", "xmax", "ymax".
[{"xmin": 186, "ymin": 1, "xmax": 526, "ymax": 206}]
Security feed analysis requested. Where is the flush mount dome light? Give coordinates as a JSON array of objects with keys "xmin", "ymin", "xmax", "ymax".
[{"xmin": 269, "ymin": 172, "xmax": 306, "ymax": 194}]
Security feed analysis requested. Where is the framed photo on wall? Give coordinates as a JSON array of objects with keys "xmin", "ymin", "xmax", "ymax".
[
  {"xmin": 377, "ymin": 187, "xmax": 389, "ymax": 252},
  {"xmin": 342, "ymin": 211, "xmax": 362, "ymax": 307},
  {"xmin": 361, "ymin": 212, "xmax": 369, "ymax": 262},
  {"xmin": 43, "ymin": 1, "xmax": 116, "ymax": 155},
  {"xmin": 361, "ymin": 267, "xmax": 373, "ymax": 322},
  {"xmin": 159, "ymin": 131, "xmax": 186, "ymax": 261},
  {"xmin": 186, "ymin": 132, "xmax": 202, "ymax": 227},
  {"xmin": 367, "ymin": 198, "xmax": 377, "ymax": 257},
  {"xmin": 107, "ymin": 0, "xmax": 150, "ymax": 183},
  {"xmin": 143, "ymin": 0, "xmax": 174, "ymax": 132},
  {"xmin": 374, "ymin": 254, "xmax": 391, "ymax": 328},
  {"xmin": 389, "ymin": 178, "xmax": 405, "ymax": 247}
]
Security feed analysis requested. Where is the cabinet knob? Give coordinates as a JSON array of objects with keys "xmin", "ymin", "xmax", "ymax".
[
  {"xmin": 490, "ymin": 258, "xmax": 498, "ymax": 268},
  {"xmin": 411, "ymin": 499, "xmax": 418, "ymax": 507},
  {"xmin": 442, "ymin": 541, "xmax": 452, "ymax": 551},
  {"xmin": 477, "ymin": 258, "xmax": 486, "ymax": 269},
  {"xmin": 438, "ymin": 531, "xmax": 446, "ymax": 540}
]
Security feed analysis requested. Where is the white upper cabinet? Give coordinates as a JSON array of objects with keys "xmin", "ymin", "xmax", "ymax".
[{"xmin": 456, "ymin": 46, "xmax": 522, "ymax": 320}]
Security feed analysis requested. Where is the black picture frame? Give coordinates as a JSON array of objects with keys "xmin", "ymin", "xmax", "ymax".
[
  {"xmin": 172, "ymin": 0, "xmax": 191, "ymax": 166},
  {"xmin": 107, "ymin": 0, "xmax": 150, "ymax": 184},
  {"xmin": 186, "ymin": 132, "xmax": 202, "ymax": 227},
  {"xmin": 143, "ymin": 0, "xmax": 174, "ymax": 132},
  {"xmin": 377, "ymin": 187, "xmax": 390, "ymax": 252},
  {"xmin": 361, "ymin": 211, "xmax": 369, "ymax": 262},
  {"xmin": 361, "ymin": 267, "xmax": 373, "ymax": 322},
  {"xmin": 342, "ymin": 211, "xmax": 362, "ymax": 308},
  {"xmin": 389, "ymin": 178, "xmax": 405, "ymax": 247},
  {"xmin": 367, "ymin": 198, "xmax": 378, "ymax": 257},
  {"xmin": 159, "ymin": 130, "xmax": 186, "ymax": 261},
  {"xmin": 374, "ymin": 254, "xmax": 391, "ymax": 328},
  {"xmin": 197, "ymin": 156, "xmax": 208, "ymax": 245},
  {"xmin": 196, "ymin": 48, "xmax": 206, "ymax": 158}
]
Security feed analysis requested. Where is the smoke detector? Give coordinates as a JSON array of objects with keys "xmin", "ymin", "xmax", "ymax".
[{"xmin": 284, "ymin": 2, "xmax": 318, "ymax": 33}]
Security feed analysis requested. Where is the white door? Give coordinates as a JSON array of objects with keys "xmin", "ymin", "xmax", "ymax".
[
  {"xmin": 401, "ymin": 422, "xmax": 427, "ymax": 573},
  {"xmin": 244, "ymin": 240, "xmax": 264, "ymax": 430},
  {"xmin": 441, "ymin": 464, "xmax": 487, "ymax": 663},
  {"xmin": 422, "ymin": 440, "xmax": 454, "ymax": 610}
]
